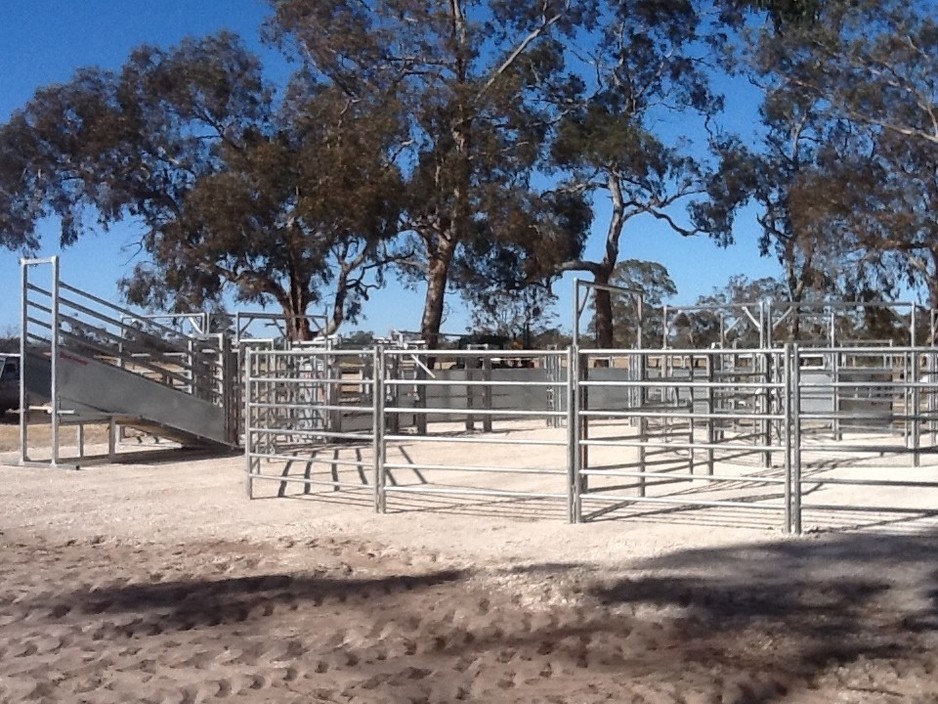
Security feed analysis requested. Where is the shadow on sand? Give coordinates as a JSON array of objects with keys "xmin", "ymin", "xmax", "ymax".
[{"xmin": 27, "ymin": 529, "xmax": 938, "ymax": 702}]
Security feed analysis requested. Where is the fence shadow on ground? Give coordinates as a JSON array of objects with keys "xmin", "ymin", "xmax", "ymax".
[{"xmin": 259, "ymin": 448, "xmax": 938, "ymax": 533}]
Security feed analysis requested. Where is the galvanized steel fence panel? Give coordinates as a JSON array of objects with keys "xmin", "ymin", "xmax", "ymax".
[
  {"xmin": 244, "ymin": 344, "xmax": 938, "ymax": 533},
  {"xmin": 570, "ymin": 348, "xmax": 795, "ymax": 529},
  {"xmin": 245, "ymin": 348, "xmax": 380, "ymax": 505},
  {"xmin": 789, "ymin": 345, "xmax": 938, "ymax": 532}
]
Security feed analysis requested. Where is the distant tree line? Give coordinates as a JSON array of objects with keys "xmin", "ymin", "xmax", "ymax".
[{"xmin": 1, "ymin": 0, "xmax": 936, "ymax": 350}]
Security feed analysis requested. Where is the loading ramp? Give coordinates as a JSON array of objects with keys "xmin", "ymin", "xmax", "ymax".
[{"xmin": 18, "ymin": 258, "xmax": 238, "ymax": 465}]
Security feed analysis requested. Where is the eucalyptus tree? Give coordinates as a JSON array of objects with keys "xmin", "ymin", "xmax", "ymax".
[
  {"xmin": 118, "ymin": 77, "xmax": 407, "ymax": 339},
  {"xmin": 768, "ymin": 0, "xmax": 938, "ymax": 147},
  {"xmin": 466, "ymin": 283, "xmax": 558, "ymax": 347},
  {"xmin": 736, "ymin": 0, "xmax": 938, "ymax": 306},
  {"xmin": 0, "ymin": 33, "xmax": 404, "ymax": 339},
  {"xmin": 538, "ymin": 0, "xmax": 726, "ymax": 348},
  {"xmin": 265, "ymin": 0, "xmax": 591, "ymax": 347},
  {"xmin": 588, "ymin": 259, "xmax": 677, "ymax": 348},
  {"xmin": 681, "ymin": 274, "xmax": 787, "ymax": 347},
  {"xmin": 693, "ymin": 88, "xmax": 854, "ymax": 331}
]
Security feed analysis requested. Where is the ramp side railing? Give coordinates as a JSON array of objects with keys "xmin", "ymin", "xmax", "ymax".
[
  {"xmin": 20, "ymin": 257, "xmax": 235, "ymax": 464},
  {"xmin": 25, "ymin": 282, "xmax": 228, "ymax": 404}
]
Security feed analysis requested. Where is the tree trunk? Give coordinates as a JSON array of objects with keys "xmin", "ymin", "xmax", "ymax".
[
  {"xmin": 593, "ymin": 267, "xmax": 615, "ymax": 350},
  {"xmin": 782, "ymin": 237, "xmax": 802, "ymax": 344},
  {"xmin": 326, "ymin": 264, "xmax": 353, "ymax": 337},
  {"xmin": 270, "ymin": 288, "xmax": 313, "ymax": 343},
  {"xmin": 287, "ymin": 310, "xmax": 313, "ymax": 342},
  {"xmin": 285, "ymin": 244, "xmax": 314, "ymax": 342},
  {"xmin": 592, "ymin": 173, "xmax": 624, "ymax": 350},
  {"xmin": 420, "ymin": 236, "xmax": 456, "ymax": 351}
]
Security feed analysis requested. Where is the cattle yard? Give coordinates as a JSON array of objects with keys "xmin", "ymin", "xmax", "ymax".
[
  {"xmin": 245, "ymin": 343, "xmax": 938, "ymax": 534},
  {"xmin": 12, "ymin": 260, "xmax": 938, "ymax": 534}
]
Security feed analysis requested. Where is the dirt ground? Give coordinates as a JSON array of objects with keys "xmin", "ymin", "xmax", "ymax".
[
  {"xmin": 0, "ymin": 413, "xmax": 112, "ymax": 452},
  {"xmin": 1, "ymin": 426, "xmax": 937, "ymax": 703}
]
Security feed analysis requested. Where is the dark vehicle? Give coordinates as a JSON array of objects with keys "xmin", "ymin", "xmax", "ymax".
[{"xmin": 0, "ymin": 355, "xmax": 19, "ymax": 415}]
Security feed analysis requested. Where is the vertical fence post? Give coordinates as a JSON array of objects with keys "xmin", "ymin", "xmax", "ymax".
[
  {"xmin": 19, "ymin": 260, "xmax": 29, "ymax": 465},
  {"xmin": 107, "ymin": 417, "xmax": 117, "ymax": 462},
  {"xmin": 783, "ymin": 344, "xmax": 793, "ymax": 533},
  {"xmin": 579, "ymin": 349, "xmax": 590, "ymax": 499},
  {"xmin": 186, "ymin": 337, "xmax": 195, "ymax": 395},
  {"xmin": 791, "ymin": 343, "xmax": 802, "ymax": 535},
  {"xmin": 50, "ymin": 256, "xmax": 61, "ymax": 467},
  {"xmin": 464, "ymin": 352, "xmax": 475, "ymax": 432},
  {"xmin": 687, "ymin": 353, "xmax": 696, "ymax": 477},
  {"xmin": 762, "ymin": 350, "xmax": 772, "ymax": 469},
  {"xmin": 373, "ymin": 345, "xmax": 386, "ymax": 513},
  {"xmin": 388, "ymin": 354, "xmax": 401, "ymax": 433},
  {"xmin": 223, "ymin": 334, "xmax": 238, "ymax": 446},
  {"xmin": 706, "ymin": 351, "xmax": 715, "ymax": 476},
  {"xmin": 567, "ymin": 346, "xmax": 580, "ymax": 523},
  {"xmin": 903, "ymin": 352, "xmax": 911, "ymax": 445},
  {"xmin": 925, "ymin": 351, "xmax": 938, "ymax": 445},
  {"xmin": 327, "ymin": 347, "xmax": 341, "ymax": 435},
  {"xmin": 244, "ymin": 347, "xmax": 255, "ymax": 499},
  {"xmin": 546, "ymin": 353, "xmax": 557, "ymax": 428},
  {"xmin": 911, "ymin": 348, "xmax": 921, "ymax": 467},
  {"xmin": 832, "ymin": 350, "xmax": 841, "ymax": 441},
  {"xmin": 482, "ymin": 355, "xmax": 493, "ymax": 433},
  {"xmin": 415, "ymin": 355, "xmax": 427, "ymax": 436},
  {"xmin": 638, "ymin": 351, "xmax": 648, "ymax": 496}
]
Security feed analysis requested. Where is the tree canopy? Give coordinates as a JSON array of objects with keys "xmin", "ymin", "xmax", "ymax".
[
  {"xmin": 2, "ymin": 0, "xmax": 938, "ymax": 347},
  {"xmin": 725, "ymin": 0, "xmax": 938, "ymax": 308},
  {"xmin": 265, "ymin": 0, "xmax": 593, "ymax": 347},
  {"xmin": 585, "ymin": 260, "xmax": 678, "ymax": 348},
  {"xmin": 0, "ymin": 33, "xmax": 404, "ymax": 339},
  {"xmin": 535, "ymin": 0, "xmax": 730, "ymax": 348}
]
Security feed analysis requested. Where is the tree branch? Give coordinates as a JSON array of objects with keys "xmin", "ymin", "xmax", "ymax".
[{"xmin": 481, "ymin": 0, "xmax": 567, "ymax": 95}]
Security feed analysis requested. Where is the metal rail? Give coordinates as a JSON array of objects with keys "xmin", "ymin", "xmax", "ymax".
[
  {"xmin": 242, "ymin": 342, "xmax": 938, "ymax": 534},
  {"xmin": 19, "ymin": 257, "xmax": 236, "ymax": 466}
]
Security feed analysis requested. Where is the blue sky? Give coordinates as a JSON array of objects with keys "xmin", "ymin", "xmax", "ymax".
[{"xmin": 0, "ymin": 0, "xmax": 782, "ymax": 338}]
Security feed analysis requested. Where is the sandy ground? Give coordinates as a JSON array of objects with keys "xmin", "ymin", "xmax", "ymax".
[{"xmin": 1, "ymin": 420, "xmax": 938, "ymax": 703}]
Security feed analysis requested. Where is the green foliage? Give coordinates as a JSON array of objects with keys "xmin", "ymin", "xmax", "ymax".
[
  {"xmin": 674, "ymin": 274, "xmax": 787, "ymax": 347},
  {"xmin": 466, "ymin": 284, "xmax": 558, "ymax": 348},
  {"xmin": 747, "ymin": 0, "xmax": 820, "ymax": 29},
  {"xmin": 543, "ymin": 0, "xmax": 725, "ymax": 348},
  {"xmin": 736, "ymin": 0, "xmax": 938, "ymax": 307},
  {"xmin": 694, "ymin": 99, "xmax": 852, "ymax": 306},
  {"xmin": 0, "ymin": 33, "xmax": 405, "ymax": 339},
  {"xmin": 266, "ymin": 0, "xmax": 589, "ymax": 347},
  {"xmin": 10, "ymin": 0, "xmax": 936, "ymax": 349},
  {"xmin": 680, "ymin": 274, "xmax": 913, "ymax": 346}
]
